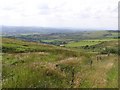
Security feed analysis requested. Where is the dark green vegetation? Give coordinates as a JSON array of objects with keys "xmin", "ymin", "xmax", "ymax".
[{"xmin": 2, "ymin": 34, "xmax": 118, "ymax": 88}]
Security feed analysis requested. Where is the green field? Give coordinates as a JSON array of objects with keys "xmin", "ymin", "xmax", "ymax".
[
  {"xmin": 42, "ymin": 40, "xmax": 56, "ymax": 42},
  {"xmin": 66, "ymin": 40, "xmax": 101, "ymax": 47},
  {"xmin": 65, "ymin": 38, "xmax": 118, "ymax": 47}
]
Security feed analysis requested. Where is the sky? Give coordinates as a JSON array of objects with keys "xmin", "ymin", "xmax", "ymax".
[{"xmin": 0, "ymin": 0, "xmax": 119, "ymax": 30}]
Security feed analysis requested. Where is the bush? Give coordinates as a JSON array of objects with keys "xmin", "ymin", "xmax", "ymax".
[{"xmin": 100, "ymin": 47, "xmax": 119, "ymax": 55}]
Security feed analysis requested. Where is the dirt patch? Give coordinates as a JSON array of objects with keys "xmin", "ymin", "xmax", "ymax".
[
  {"xmin": 106, "ymin": 63, "xmax": 113, "ymax": 69},
  {"xmin": 56, "ymin": 57, "xmax": 81, "ymax": 66}
]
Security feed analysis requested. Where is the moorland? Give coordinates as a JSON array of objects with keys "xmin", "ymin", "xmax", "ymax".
[{"xmin": 1, "ymin": 26, "xmax": 119, "ymax": 88}]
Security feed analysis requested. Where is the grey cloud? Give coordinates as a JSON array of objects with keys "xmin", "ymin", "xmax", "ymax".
[
  {"xmin": 107, "ymin": 6, "xmax": 118, "ymax": 13},
  {"xmin": 79, "ymin": 8, "xmax": 92, "ymax": 18},
  {"xmin": 80, "ymin": 13, "xmax": 90, "ymax": 18},
  {"xmin": 38, "ymin": 1, "xmax": 67, "ymax": 15},
  {"xmin": 2, "ymin": 7, "xmax": 16, "ymax": 11},
  {"xmin": 38, "ymin": 4, "xmax": 49, "ymax": 10},
  {"xmin": 37, "ymin": 4, "xmax": 52, "ymax": 15},
  {"xmin": 38, "ymin": 10, "xmax": 51, "ymax": 15},
  {"xmin": 112, "ymin": 7, "xmax": 118, "ymax": 12}
]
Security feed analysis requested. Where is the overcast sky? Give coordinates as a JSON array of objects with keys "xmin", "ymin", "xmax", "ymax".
[{"xmin": 0, "ymin": 0, "xmax": 119, "ymax": 30}]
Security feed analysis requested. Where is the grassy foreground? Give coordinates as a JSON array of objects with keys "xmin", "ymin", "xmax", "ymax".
[{"xmin": 2, "ymin": 38, "xmax": 118, "ymax": 88}]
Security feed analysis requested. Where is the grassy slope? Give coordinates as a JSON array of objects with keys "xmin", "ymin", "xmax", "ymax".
[
  {"xmin": 2, "ymin": 38, "xmax": 118, "ymax": 88},
  {"xmin": 65, "ymin": 38, "xmax": 118, "ymax": 47},
  {"xmin": 66, "ymin": 40, "xmax": 101, "ymax": 47}
]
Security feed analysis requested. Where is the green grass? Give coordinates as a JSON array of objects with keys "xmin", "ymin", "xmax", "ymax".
[
  {"xmin": 106, "ymin": 59, "xmax": 118, "ymax": 88},
  {"xmin": 66, "ymin": 40, "xmax": 101, "ymax": 47},
  {"xmin": 2, "ymin": 38, "xmax": 118, "ymax": 88},
  {"xmin": 65, "ymin": 38, "xmax": 118, "ymax": 47},
  {"xmin": 42, "ymin": 40, "xmax": 56, "ymax": 42}
]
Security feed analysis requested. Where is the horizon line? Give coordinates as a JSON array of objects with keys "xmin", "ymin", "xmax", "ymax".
[{"xmin": 1, "ymin": 25, "xmax": 118, "ymax": 31}]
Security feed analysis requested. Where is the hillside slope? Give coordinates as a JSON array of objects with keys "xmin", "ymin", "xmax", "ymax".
[{"xmin": 2, "ymin": 38, "xmax": 118, "ymax": 88}]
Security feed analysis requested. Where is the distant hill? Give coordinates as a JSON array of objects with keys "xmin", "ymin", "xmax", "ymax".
[
  {"xmin": 2, "ymin": 26, "xmax": 118, "ymax": 36},
  {"xmin": 2, "ymin": 26, "xmax": 79, "ymax": 36}
]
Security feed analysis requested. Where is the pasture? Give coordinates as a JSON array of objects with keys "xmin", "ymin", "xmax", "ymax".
[{"xmin": 65, "ymin": 38, "xmax": 118, "ymax": 47}]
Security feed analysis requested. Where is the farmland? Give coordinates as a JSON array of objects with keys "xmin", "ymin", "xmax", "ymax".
[
  {"xmin": 65, "ymin": 38, "xmax": 118, "ymax": 47},
  {"xmin": 66, "ymin": 40, "xmax": 102, "ymax": 47},
  {"xmin": 3, "ymin": 30, "xmax": 118, "ymax": 46}
]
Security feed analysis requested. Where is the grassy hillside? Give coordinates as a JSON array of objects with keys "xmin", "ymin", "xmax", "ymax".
[
  {"xmin": 2, "ymin": 38, "xmax": 118, "ymax": 88},
  {"xmin": 66, "ymin": 40, "xmax": 102, "ymax": 47},
  {"xmin": 65, "ymin": 38, "xmax": 118, "ymax": 47},
  {"xmin": 65, "ymin": 38, "xmax": 119, "ymax": 55}
]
